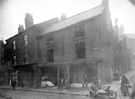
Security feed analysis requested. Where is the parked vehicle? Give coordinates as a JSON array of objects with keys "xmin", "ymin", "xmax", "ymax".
[{"xmin": 89, "ymin": 85, "xmax": 117, "ymax": 99}]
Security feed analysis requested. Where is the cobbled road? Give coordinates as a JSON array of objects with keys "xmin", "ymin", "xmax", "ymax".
[{"xmin": 0, "ymin": 88, "xmax": 109, "ymax": 99}]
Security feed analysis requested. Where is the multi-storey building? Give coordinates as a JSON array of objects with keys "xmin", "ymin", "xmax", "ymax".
[
  {"xmin": 126, "ymin": 34, "xmax": 135, "ymax": 70},
  {"xmin": 113, "ymin": 19, "xmax": 132, "ymax": 79},
  {"xmin": 0, "ymin": 40, "xmax": 4, "ymax": 84},
  {"xmin": 3, "ymin": 0, "xmax": 126, "ymax": 88},
  {"xmin": 38, "ymin": 0, "xmax": 116, "ymax": 87},
  {"xmin": 3, "ymin": 13, "xmax": 59, "ymax": 87},
  {"xmin": 0, "ymin": 40, "xmax": 4, "ymax": 67}
]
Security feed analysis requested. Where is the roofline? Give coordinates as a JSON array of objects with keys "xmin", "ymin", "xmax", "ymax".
[
  {"xmin": 34, "ymin": 17, "xmax": 59, "ymax": 26},
  {"xmin": 59, "ymin": 4, "xmax": 103, "ymax": 23},
  {"xmin": 127, "ymin": 37, "xmax": 135, "ymax": 40},
  {"xmin": 125, "ymin": 34, "xmax": 135, "ymax": 40},
  {"xmin": 6, "ymin": 17, "xmax": 60, "ymax": 41},
  {"xmin": 5, "ymin": 34, "xmax": 18, "ymax": 41},
  {"xmin": 40, "ymin": 4, "xmax": 104, "ymax": 36}
]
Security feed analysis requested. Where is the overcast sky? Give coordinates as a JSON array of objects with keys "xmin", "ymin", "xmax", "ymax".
[{"xmin": 0, "ymin": 0, "xmax": 135, "ymax": 41}]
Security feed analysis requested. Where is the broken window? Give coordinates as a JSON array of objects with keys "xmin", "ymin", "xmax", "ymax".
[
  {"xmin": 75, "ymin": 42, "xmax": 86, "ymax": 59},
  {"xmin": 75, "ymin": 25, "xmax": 85, "ymax": 38},
  {"xmin": 46, "ymin": 35, "xmax": 53, "ymax": 46}
]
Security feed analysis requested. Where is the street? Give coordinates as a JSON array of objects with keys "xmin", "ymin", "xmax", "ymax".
[
  {"xmin": 1, "ymin": 69, "xmax": 135, "ymax": 99},
  {"xmin": 0, "ymin": 88, "xmax": 110, "ymax": 99},
  {"xmin": 0, "ymin": 92, "xmax": 12, "ymax": 99}
]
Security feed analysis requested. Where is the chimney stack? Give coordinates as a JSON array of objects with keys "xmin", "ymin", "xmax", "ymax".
[
  {"xmin": 18, "ymin": 24, "xmax": 24, "ymax": 33},
  {"xmin": 60, "ymin": 13, "xmax": 66, "ymax": 21},
  {"xmin": 25, "ymin": 13, "xmax": 34, "ymax": 29},
  {"xmin": 118, "ymin": 24, "xmax": 124, "ymax": 36},
  {"xmin": 114, "ymin": 18, "xmax": 119, "ymax": 36},
  {"xmin": 102, "ymin": 0, "xmax": 109, "ymax": 5},
  {"xmin": 102, "ymin": 0, "xmax": 109, "ymax": 9},
  {"xmin": 115, "ymin": 18, "xmax": 118, "ymax": 26}
]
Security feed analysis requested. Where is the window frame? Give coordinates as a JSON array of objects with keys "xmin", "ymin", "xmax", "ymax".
[
  {"xmin": 46, "ymin": 49, "xmax": 54, "ymax": 63},
  {"xmin": 13, "ymin": 40, "xmax": 16, "ymax": 50},
  {"xmin": 12, "ymin": 55, "xmax": 16, "ymax": 65},
  {"xmin": 23, "ymin": 51, "xmax": 28, "ymax": 64},
  {"xmin": 75, "ymin": 42, "xmax": 86, "ymax": 59},
  {"xmin": 46, "ymin": 35, "xmax": 54, "ymax": 47},
  {"xmin": 23, "ymin": 35, "xmax": 28, "ymax": 46},
  {"xmin": 74, "ymin": 24, "xmax": 85, "ymax": 39}
]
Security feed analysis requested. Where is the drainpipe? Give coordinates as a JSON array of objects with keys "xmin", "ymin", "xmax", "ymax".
[
  {"xmin": 36, "ymin": 36, "xmax": 39, "ymax": 88},
  {"xmin": 36, "ymin": 35, "xmax": 42, "ymax": 88},
  {"xmin": 66, "ymin": 65, "xmax": 70, "ymax": 88},
  {"xmin": 98, "ymin": 13, "xmax": 103, "ymax": 87},
  {"xmin": 57, "ymin": 66, "xmax": 60, "ymax": 88}
]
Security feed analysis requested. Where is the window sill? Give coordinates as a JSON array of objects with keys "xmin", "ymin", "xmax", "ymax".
[
  {"xmin": 46, "ymin": 62, "xmax": 54, "ymax": 65},
  {"xmin": 76, "ymin": 58, "xmax": 86, "ymax": 60},
  {"xmin": 46, "ymin": 45, "xmax": 54, "ymax": 48},
  {"xmin": 11, "ymin": 49, "xmax": 16, "ymax": 51},
  {"xmin": 23, "ymin": 62, "xmax": 29, "ymax": 64},
  {"xmin": 74, "ymin": 36, "xmax": 86, "ymax": 41},
  {"xmin": 74, "ymin": 58, "xmax": 86, "ymax": 62},
  {"xmin": 22, "ymin": 44, "xmax": 28, "ymax": 48}
]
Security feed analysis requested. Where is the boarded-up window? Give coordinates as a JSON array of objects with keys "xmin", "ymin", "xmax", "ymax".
[
  {"xmin": 47, "ymin": 49, "xmax": 54, "ymax": 62},
  {"xmin": 75, "ymin": 42, "xmax": 86, "ymax": 59}
]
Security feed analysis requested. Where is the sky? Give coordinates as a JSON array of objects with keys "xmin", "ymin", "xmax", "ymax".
[{"xmin": 0, "ymin": 0, "xmax": 135, "ymax": 41}]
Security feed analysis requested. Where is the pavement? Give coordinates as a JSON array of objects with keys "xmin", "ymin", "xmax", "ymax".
[
  {"xmin": 0, "ymin": 82, "xmax": 123, "ymax": 99},
  {"xmin": 0, "ymin": 81, "xmax": 125, "ymax": 98},
  {"xmin": 0, "ymin": 85, "xmax": 91, "ymax": 96},
  {"xmin": 110, "ymin": 81, "xmax": 131, "ymax": 99},
  {"xmin": 0, "ymin": 86, "xmax": 93, "ymax": 99},
  {"xmin": 0, "ymin": 80, "xmax": 122, "ymax": 95}
]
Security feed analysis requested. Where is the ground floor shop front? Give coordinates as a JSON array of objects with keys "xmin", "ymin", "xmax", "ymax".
[
  {"xmin": 6, "ymin": 63, "xmax": 41, "ymax": 88},
  {"xmin": 39, "ymin": 58, "xmax": 113, "ymax": 88},
  {"xmin": 4, "ymin": 57, "xmax": 114, "ymax": 88}
]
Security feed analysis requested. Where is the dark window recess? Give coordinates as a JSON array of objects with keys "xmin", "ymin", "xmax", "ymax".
[
  {"xmin": 23, "ymin": 52, "xmax": 28, "ymax": 63},
  {"xmin": 75, "ymin": 28, "xmax": 85, "ymax": 38},
  {"xmin": 12, "ymin": 55, "xmax": 16, "ymax": 65},
  {"xmin": 75, "ymin": 42, "xmax": 86, "ymax": 59},
  {"xmin": 46, "ymin": 36, "xmax": 53, "ymax": 46},
  {"xmin": 47, "ymin": 49, "xmax": 54, "ymax": 62}
]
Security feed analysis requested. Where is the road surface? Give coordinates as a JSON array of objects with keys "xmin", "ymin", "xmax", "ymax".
[{"xmin": 0, "ymin": 88, "xmax": 109, "ymax": 99}]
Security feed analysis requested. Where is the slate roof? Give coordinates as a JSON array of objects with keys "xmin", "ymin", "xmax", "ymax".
[{"xmin": 40, "ymin": 4, "xmax": 105, "ymax": 35}]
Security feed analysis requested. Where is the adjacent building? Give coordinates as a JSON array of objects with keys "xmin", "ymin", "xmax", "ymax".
[
  {"xmin": 0, "ymin": 40, "xmax": 5, "ymax": 85},
  {"xmin": 0, "ymin": 40, "xmax": 4, "ymax": 67},
  {"xmin": 126, "ymin": 34, "xmax": 135, "ymax": 70},
  {"xmin": 113, "ymin": 19, "xmax": 132, "ymax": 79},
  {"xmin": 3, "ymin": 13, "xmax": 59, "ymax": 87}
]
